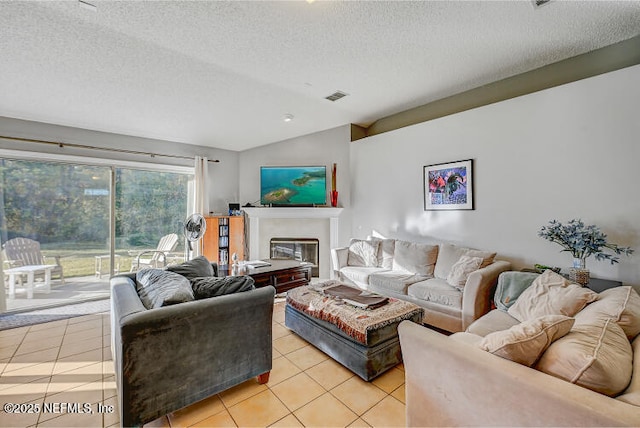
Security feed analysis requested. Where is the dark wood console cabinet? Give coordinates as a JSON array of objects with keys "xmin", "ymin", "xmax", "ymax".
[{"xmin": 224, "ymin": 259, "xmax": 311, "ymax": 294}]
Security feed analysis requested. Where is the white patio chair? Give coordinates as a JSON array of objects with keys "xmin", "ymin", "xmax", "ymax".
[
  {"xmin": 129, "ymin": 233, "xmax": 179, "ymax": 272},
  {"xmin": 2, "ymin": 237, "xmax": 65, "ymax": 284}
]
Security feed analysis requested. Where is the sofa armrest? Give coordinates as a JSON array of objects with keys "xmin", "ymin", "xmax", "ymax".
[
  {"xmin": 461, "ymin": 260, "xmax": 511, "ymax": 330},
  {"xmin": 331, "ymin": 247, "xmax": 349, "ymax": 274},
  {"xmin": 398, "ymin": 320, "xmax": 640, "ymax": 427}
]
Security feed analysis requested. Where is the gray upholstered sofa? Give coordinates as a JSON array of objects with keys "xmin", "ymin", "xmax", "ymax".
[
  {"xmin": 331, "ymin": 237, "xmax": 511, "ymax": 332},
  {"xmin": 399, "ymin": 271, "xmax": 640, "ymax": 426},
  {"xmin": 110, "ymin": 262, "xmax": 275, "ymax": 427}
]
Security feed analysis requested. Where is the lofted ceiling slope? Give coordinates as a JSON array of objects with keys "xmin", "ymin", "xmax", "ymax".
[{"xmin": 1, "ymin": 1, "xmax": 639, "ymax": 151}]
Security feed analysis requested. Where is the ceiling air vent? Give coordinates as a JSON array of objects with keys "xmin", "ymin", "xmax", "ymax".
[
  {"xmin": 532, "ymin": 0, "xmax": 552, "ymax": 8},
  {"xmin": 325, "ymin": 91, "xmax": 348, "ymax": 102}
]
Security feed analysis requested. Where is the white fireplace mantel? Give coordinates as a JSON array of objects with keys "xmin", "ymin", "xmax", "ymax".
[
  {"xmin": 243, "ymin": 207, "xmax": 343, "ymax": 278},
  {"xmin": 243, "ymin": 207, "xmax": 343, "ymax": 219}
]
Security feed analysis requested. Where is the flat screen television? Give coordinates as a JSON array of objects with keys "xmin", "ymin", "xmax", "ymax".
[{"xmin": 260, "ymin": 166, "xmax": 327, "ymax": 206}]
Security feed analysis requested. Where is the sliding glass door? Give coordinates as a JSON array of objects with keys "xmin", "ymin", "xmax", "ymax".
[
  {"xmin": 0, "ymin": 156, "xmax": 192, "ymax": 313},
  {"xmin": 115, "ymin": 168, "xmax": 190, "ymax": 272}
]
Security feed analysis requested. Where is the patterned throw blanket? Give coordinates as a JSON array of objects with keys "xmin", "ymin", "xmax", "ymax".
[{"xmin": 286, "ymin": 281, "xmax": 423, "ymax": 345}]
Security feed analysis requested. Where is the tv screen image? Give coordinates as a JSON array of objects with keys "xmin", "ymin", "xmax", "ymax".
[{"xmin": 260, "ymin": 166, "xmax": 327, "ymax": 206}]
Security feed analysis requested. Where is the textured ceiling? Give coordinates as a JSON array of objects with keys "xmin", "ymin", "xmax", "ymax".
[{"xmin": 1, "ymin": 1, "xmax": 639, "ymax": 151}]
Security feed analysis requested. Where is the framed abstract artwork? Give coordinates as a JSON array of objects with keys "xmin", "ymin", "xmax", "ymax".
[{"xmin": 423, "ymin": 159, "xmax": 474, "ymax": 210}]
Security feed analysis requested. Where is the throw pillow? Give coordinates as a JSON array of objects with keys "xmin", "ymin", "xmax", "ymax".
[
  {"xmin": 191, "ymin": 276, "xmax": 255, "ymax": 299},
  {"xmin": 347, "ymin": 239, "xmax": 380, "ymax": 267},
  {"xmin": 478, "ymin": 315, "xmax": 575, "ymax": 367},
  {"xmin": 392, "ymin": 240, "xmax": 438, "ymax": 276},
  {"xmin": 136, "ymin": 269, "xmax": 195, "ymax": 309},
  {"xmin": 446, "ymin": 255, "xmax": 484, "ymax": 289},
  {"xmin": 575, "ymin": 286, "xmax": 640, "ymax": 340},
  {"xmin": 494, "ymin": 271, "xmax": 539, "ymax": 312},
  {"xmin": 508, "ymin": 270, "xmax": 599, "ymax": 322},
  {"xmin": 536, "ymin": 318, "xmax": 633, "ymax": 396},
  {"xmin": 166, "ymin": 255, "xmax": 214, "ymax": 280},
  {"xmin": 368, "ymin": 236, "xmax": 396, "ymax": 270},
  {"xmin": 433, "ymin": 243, "xmax": 496, "ymax": 280}
]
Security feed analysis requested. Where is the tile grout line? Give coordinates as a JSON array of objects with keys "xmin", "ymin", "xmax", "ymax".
[{"xmin": 5, "ymin": 304, "xmax": 403, "ymax": 428}]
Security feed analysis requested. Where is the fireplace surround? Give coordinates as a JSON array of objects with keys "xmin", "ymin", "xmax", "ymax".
[{"xmin": 242, "ymin": 207, "xmax": 343, "ymax": 279}]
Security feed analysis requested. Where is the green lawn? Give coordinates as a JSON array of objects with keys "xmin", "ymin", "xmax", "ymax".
[
  {"xmin": 42, "ymin": 249, "xmax": 135, "ymax": 277},
  {"xmin": 43, "ymin": 249, "xmax": 188, "ymax": 277},
  {"xmin": 35, "ymin": 242, "xmax": 185, "ymax": 278}
]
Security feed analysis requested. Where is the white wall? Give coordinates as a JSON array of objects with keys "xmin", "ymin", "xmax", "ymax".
[
  {"xmin": 349, "ymin": 64, "xmax": 640, "ymax": 286},
  {"xmin": 0, "ymin": 116, "xmax": 239, "ymax": 214}
]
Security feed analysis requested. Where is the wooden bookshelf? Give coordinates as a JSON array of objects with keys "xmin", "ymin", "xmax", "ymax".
[{"xmin": 203, "ymin": 216, "xmax": 245, "ymax": 267}]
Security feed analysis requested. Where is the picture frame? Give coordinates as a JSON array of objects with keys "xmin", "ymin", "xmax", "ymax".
[{"xmin": 423, "ymin": 159, "xmax": 474, "ymax": 210}]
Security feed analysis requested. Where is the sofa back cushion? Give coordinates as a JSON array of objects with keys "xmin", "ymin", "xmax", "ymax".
[
  {"xmin": 508, "ymin": 270, "xmax": 598, "ymax": 322},
  {"xmin": 575, "ymin": 286, "xmax": 640, "ymax": 340},
  {"xmin": 368, "ymin": 237, "xmax": 396, "ymax": 270},
  {"xmin": 446, "ymin": 255, "xmax": 484, "ymax": 289},
  {"xmin": 535, "ymin": 317, "xmax": 633, "ymax": 396},
  {"xmin": 136, "ymin": 269, "xmax": 195, "ymax": 309},
  {"xmin": 166, "ymin": 255, "xmax": 214, "ymax": 279},
  {"xmin": 478, "ymin": 315, "xmax": 574, "ymax": 367},
  {"xmin": 191, "ymin": 276, "xmax": 255, "ymax": 299},
  {"xmin": 392, "ymin": 240, "xmax": 438, "ymax": 276},
  {"xmin": 434, "ymin": 243, "xmax": 496, "ymax": 280},
  {"xmin": 347, "ymin": 239, "xmax": 380, "ymax": 267},
  {"xmin": 466, "ymin": 309, "xmax": 520, "ymax": 337}
]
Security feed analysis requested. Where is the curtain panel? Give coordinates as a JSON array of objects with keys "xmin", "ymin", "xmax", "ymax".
[{"xmin": 193, "ymin": 156, "xmax": 209, "ymax": 257}]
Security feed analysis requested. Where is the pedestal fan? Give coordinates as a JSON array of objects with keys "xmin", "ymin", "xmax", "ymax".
[{"xmin": 183, "ymin": 213, "xmax": 207, "ymax": 259}]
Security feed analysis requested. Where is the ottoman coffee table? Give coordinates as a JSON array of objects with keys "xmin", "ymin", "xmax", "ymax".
[{"xmin": 285, "ymin": 281, "xmax": 423, "ymax": 381}]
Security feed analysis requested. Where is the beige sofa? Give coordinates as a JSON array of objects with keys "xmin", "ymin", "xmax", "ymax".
[
  {"xmin": 331, "ymin": 237, "xmax": 511, "ymax": 332},
  {"xmin": 399, "ymin": 271, "xmax": 640, "ymax": 426}
]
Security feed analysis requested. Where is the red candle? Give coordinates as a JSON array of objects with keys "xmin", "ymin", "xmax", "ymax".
[{"xmin": 331, "ymin": 163, "xmax": 336, "ymax": 192}]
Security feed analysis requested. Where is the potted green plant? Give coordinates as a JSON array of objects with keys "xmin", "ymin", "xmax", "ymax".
[{"xmin": 538, "ymin": 219, "xmax": 634, "ymax": 284}]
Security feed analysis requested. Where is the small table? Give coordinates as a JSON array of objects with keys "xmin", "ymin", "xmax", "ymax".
[
  {"xmin": 5, "ymin": 264, "xmax": 56, "ymax": 299},
  {"xmin": 581, "ymin": 277, "xmax": 623, "ymax": 293},
  {"xmin": 222, "ymin": 259, "xmax": 312, "ymax": 293},
  {"xmin": 521, "ymin": 269, "xmax": 622, "ymax": 293},
  {"xmin": 95, "ymin": 254, "xmax": 121, "ymax": 278}
]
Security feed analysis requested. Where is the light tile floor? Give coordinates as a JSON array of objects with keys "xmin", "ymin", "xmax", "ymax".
[{"xmin": 0, "ymin": 301, "xmax": 406, "ymax": 427}]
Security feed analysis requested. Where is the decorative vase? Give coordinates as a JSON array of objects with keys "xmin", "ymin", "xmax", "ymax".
[
  {"xmin": 330, "ymin": 163, "xmax": 337, "ymax": 207},
  {"xmin": 569, "ymin": 257, "xmax": 590, "ymax": 286},
  {"xmin": 330, "ymin": 190, "xmax": 339, "ymax": 207}
]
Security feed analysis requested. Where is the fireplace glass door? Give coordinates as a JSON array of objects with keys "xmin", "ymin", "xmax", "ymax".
[{"xmin": 270, "ymin": 238, "xmax": 319, "ymax": 277}]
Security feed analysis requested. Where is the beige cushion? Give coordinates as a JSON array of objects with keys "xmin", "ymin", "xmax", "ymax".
[
  {"xmin": 368, "ymin": 271, "xmax": 428, "ymax": 294},
  {"xmin": 407, "ymin": 278, "xmax": 463, "ymax": 309},
  {"xmin": 576, "ymin": 286, "xmax": 640, "ymax": 340},
  {"xmin": 434, "ymin": 243, "xmax": 496, "ymax": 280},
  {"xmin": 347, "ymin": 239, "xmax": 380, "ymax": 267},
  {"xmin": 446, "ymin": 255, "xmax": 483, "ymax": 289},
  {"xmin": 340, "ymin": 266, "xmax": 388, "ymax": 286},
  {"xmin": 478, "ymin": 315, "xmax": 574, "ymax": 367},
  {"xmin": 508, "ymin": 270, "xmax": 598, "ymax": 322},
  {"xmin": 536, "ymin": 317, "xmax": 633, "ymax": 396},
  {"xmin": 368, "ymin": 237, "xmax": 396, "ymax": 270},
  {"xmin": 466, "ymin": 309, "xmax": 520, "ymax": 337},
  {"xmin": 617, "ymin": 335, "xmax": 640, "ymax": 406},
  {"xmin": 392, "ymin": 240, "xmax": 438, "ymax": 276}
]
